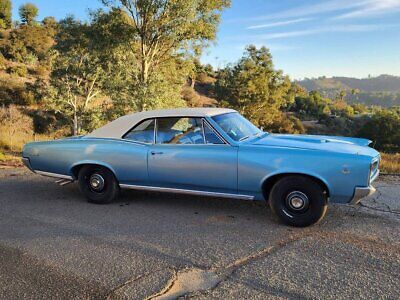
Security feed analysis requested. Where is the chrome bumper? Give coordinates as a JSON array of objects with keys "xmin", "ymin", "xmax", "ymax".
[
  {"xmin": 21, "ymin": 157, "xmax": 34, "ymax": 172},
  {"xmin": 349, "ymin": 186, "xmax": 376, "ymax": 205}
]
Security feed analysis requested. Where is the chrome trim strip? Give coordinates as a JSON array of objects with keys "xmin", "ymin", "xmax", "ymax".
[
  {"xmin": 154, "ymin": 118, "xmax": 157, "ymax": 144},
  {"xmin": 203, "ymin": 119, "xmax": 230, "ymax": 145},
  {"xmin": 201, "ymin": 119, "xmax": 206, "ymax": 144},
  {"xmin": 35, "ymin": 170, "xmax": 74, "ymax": 180},
  {"xmin": 349, "ymin": 185, "xmax": 376, "ymax": 205},
  {"xmin": 119, "ymin": 184, "xmax": 254, "ymax": 200}
]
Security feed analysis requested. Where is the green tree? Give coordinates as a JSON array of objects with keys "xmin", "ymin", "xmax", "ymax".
[
  {"xmin": 291, "ymin": 91, "xmax": 331, "ymax": 119},
  {"xmin": 358, "ymin": 110, "xmax": 400, "ymax": 152},
  {"xmin": 101, "ymin": 0, "xmax": 230, "ymax": 110},
  {"xmin": 0, "ymin": 0, "xmax": 12, "ymax": 29},
  {"xmin": 19, "ymin": 2, "xmax": 38, "ymax": 25},
  {"xmin": 42, "ymin": 16, "xmax": 59, "ymax": 36},
  {"xmin": 87, "ymin": 8, "xmax": 189, "ymax": 114},
  {"xmin": 215, "ymin": 45, "xmax": 292, "ymax": 129},
  {"xmin": 49, "ymin": 17, "xmax": 107, "ymax": 135},
  {"xmin": 3, "ymin": 24, "xmax": 55, "ymax": 62},
  {"xmin": 336, "ymin": 89, "xmax": 347, "ymax": 102}
]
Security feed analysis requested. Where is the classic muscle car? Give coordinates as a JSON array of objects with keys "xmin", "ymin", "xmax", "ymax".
[{"xmin": 22, "ymin": 108, "xmax": 380, "ymax": 227}]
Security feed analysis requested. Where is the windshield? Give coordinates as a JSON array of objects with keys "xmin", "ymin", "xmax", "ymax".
[{"xmin": 212, "ymin": 113, "xmax": 262, "ymax": 142}]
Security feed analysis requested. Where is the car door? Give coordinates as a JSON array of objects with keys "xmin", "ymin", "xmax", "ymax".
[{"xmin": 148, "ymin": 117, "xmax": 238, "ymax": 194}]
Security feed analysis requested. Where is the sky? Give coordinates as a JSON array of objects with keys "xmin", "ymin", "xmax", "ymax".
[{"xmin": 11, "ymin": 0, "xmax": 400, "ymax": 79}]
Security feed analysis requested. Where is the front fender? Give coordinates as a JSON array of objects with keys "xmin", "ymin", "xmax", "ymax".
[{"xmin": 260, "ymin": 170, "xmax": 332, "ymax": 196}]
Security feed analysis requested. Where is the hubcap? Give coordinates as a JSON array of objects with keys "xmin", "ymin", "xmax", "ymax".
[
  {"xmin": 286, "ymin": 191, "xmax": 309, "ymax": 211},
  {"xmin": 89, "ymin": 174, "xmax": 105, "ymax": 191}
]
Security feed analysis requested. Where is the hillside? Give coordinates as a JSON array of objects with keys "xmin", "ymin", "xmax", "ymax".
[{"xmin": 297, "ymin": 75, "xmax": 400, "ymax": 107}]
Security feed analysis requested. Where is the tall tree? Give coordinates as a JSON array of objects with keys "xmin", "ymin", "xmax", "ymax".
[
  {"xmin": 0, "ymin": 0, "xmax": 12, "ymax": 29},
  {"xmin": 19, "ymin": 2, "xmax": 38, "ymax": 25},
  {"xmin": 101, "ymin": 0, "xmax": 230, "ymax": 110},
  {"xmin": 215, "ymin": 45, "xmax": 293, "ymax": 130},
  {"xmin": 49, "ymin": 17, "xmax": 106, "ymax": 135}
]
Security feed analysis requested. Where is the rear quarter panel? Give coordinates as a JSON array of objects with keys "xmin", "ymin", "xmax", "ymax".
[
  {"xmin": 238, "ymin": 145, "xmax": 372, "ymax": 203},
  {"xmin": 23, "ymin": 138, "xmax": 148, "ymax": 184}
]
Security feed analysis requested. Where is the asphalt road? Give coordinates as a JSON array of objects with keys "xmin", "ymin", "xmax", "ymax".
[{"xmin": 0, "ymin": 168, "xmax": 399, "ymax": 299}]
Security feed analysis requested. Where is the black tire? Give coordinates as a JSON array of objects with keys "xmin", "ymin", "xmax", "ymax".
[
  {"xmin": 78, "ymin": 165, "xmax": 119, "ymax": 204},
  {"xmin": 269, "ymin": 176, "xmax": 327, "ymax": 227}
]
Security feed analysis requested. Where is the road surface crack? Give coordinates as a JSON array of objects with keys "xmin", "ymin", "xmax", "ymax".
[
  {"xmin": 106, "ymin": 268, "xmax": 168, "ymax": 300},
  {"xmin": 147, "ymin": 232, "xmax": 308, "ymax": 299}
]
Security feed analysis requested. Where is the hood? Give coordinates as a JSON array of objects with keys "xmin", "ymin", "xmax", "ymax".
[{"xmin": 251, "ymin": 134, "xmax": 378, "ymax": 156}]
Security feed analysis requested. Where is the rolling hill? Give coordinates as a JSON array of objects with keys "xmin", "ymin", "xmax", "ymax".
[{"xmin": 297, "ymin": 75, "xmax": 400, "ymax": 107}]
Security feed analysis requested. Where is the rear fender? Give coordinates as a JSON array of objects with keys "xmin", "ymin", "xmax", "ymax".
[{"xmin": 69, "ymin": 160, "xmax": 117, "ymax": 180}]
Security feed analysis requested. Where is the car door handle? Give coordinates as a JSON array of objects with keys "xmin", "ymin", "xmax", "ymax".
[{"xmin": 151, "ymin": 151, "xmax": 164, "ymax": 155}]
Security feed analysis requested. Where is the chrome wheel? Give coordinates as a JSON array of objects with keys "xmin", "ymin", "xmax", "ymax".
[
  {"xmin": 286, "ymin": 191, "xmax": 309, "ymax": 212},
  {"xmin": 89, "ymin": 173, "xmax": 105, "ymax": 192}
]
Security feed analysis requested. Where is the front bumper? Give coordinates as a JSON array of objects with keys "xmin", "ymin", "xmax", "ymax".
[{"xmin": 349, "ymin": 186, "xmax": 376, "ymax": 205}]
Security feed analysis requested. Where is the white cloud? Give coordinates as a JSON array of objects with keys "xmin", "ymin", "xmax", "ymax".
[
  {"xmin": 254, "ymin": 24, "xmax": 398, "ymax": 40},
  {"xmin": 335, "ymin": 0, "xmax": 400, "ymax": 19},
  {"xmin": 252, "ymin": 0, "xmax": 371, "ymax": 21},
  {"xmin": 246, "ymin": 18, "xmax": 312, "ymax": 30},
  {"xmin": 236, "ymin": 0, "xmax": 400, "ymax": 23}
]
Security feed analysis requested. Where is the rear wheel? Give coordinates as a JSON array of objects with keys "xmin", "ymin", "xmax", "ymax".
[
  {"xmin": 78, "ymin": 165, "xmax": 119, "ymax": 204},
  {"xmin": 269, "ymin": 176, "xmax": 327, "ymax": 227}
]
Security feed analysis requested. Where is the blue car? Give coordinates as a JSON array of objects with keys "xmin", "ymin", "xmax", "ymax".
[{"xmin": 22, "ymin": 108, "xmax": 380, "ymax": 227}]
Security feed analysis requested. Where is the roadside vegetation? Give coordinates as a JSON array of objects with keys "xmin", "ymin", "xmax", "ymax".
[{"xmin": 0, "ymin": 0, "xmax": 399, "ymax": 173}]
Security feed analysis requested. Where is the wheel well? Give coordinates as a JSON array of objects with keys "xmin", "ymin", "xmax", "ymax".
[
  {"xmin": 71, "ymin": 164, "xmax": 115, "ymax": 180},
  {"xmin": 261, "ymin": 173, "xmax": 330, "ymax": 201}
]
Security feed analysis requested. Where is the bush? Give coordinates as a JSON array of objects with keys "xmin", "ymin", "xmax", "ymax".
[
  {"xmin": 358, "ymin": 110, "xmax": 400, "ymax": 152},
  {"xmin": 7, "ymin": 65, "xmax": 28, "ymax": 77},
  {"xmin": 35, "ymin": 64, "xmax": 47, "ymax": 77},
  {"xmin": 0, "ymin": 151, "xmax": 5, "ymax": 162},
  {"xmin": 0, "ymin": 53, "xmax": 6, "ymax": 70},
  {"xmin": 0, "ymin": 105, "xmax": 33, "ymax": 151},
  {"xmin": 19, "ymin": 90, "xmax": 35, "ymax": 105},
  {"xmin": 24, "ymin": 53, "xmax": 38, "ymax": 65}
]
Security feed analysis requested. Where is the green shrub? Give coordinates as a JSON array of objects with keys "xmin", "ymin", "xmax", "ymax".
[
  {"xmin": 0, "ymin": 53, "xmax": 6, "ymax": 70},
  {"xmin": 24, "ymin": 53, "xmax": 38, "ymax": 65},
  {"xmin": 7, "ymin": 65, "xmax": 28, "ymax": 77},
  {"xmin": 0, "ymin": 151, "xmax": 6, "ymax": 162},
  {"xmin": 19, "ymin": 90, "xmax": 35, "ymax": 105}
]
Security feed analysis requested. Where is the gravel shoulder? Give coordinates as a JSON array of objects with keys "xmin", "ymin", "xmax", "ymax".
[{"xmin": 0, "ymin": 168, "xmax": 399, "ymax": 299}]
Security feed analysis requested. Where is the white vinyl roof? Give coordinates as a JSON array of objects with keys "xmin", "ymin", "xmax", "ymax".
[{"xmin": 87, "ymin": 107, "xmax": 236, "ymax": 139}]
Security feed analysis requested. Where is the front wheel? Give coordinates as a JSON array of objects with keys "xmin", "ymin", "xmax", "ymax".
[
  {"xmin": 78, "ymin": 165, "xmax": 119, "ymax": 204},
  {"xmin": 269, "ymin": 176, "xmax": 327, "ymax": 227}
]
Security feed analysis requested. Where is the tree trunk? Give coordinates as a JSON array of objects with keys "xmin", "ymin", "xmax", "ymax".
[
  {"xmin": 142, "ymin": 58, "xmax": 149, "ymax": 83},
  {"xmin": 190, "ymin": 76, "xmax": 195, "ymax": 89},
  {"xmin": 73, "ymin": 110, "xmax": 78, "ymax": 136}
]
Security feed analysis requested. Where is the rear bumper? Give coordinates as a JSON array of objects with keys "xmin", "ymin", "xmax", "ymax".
[
  {"xmin": 21, "ymin": 157, "xmax": 34, "ymax": 172},
  {"xmin": 349, "ymin": 186, "xmax": 376, "ymax": 205}
]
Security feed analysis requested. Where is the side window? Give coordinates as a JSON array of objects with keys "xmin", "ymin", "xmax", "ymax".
[
  {"xmin": 124, "ymin": 119, "xmax": 155, "ymax": 143},
  {"xmin": 203, "ymin": 121, "xmax": 225, "ymax": 144},
  {"xmin": 157, "ymin": 117, "xmax": 204, "ymax": 144}
]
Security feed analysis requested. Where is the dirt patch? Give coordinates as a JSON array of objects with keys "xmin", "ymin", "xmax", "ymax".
[{"xmin": 149, "ymin": 268, "xmax": 221, "ymax": 300}]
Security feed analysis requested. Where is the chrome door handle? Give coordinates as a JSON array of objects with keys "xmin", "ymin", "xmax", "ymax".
[{"xmin": 151, "ymin": 151, "xmax": 164, "ymax": 155}]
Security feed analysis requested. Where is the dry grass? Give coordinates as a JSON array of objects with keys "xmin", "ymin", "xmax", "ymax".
[
  {"xmin": 0, "ymin": 151, "xmax": 23, "ymax": 168},
  {"xmin": 380, "ymin": 153, "xmax": 400, "ymax": 174}
]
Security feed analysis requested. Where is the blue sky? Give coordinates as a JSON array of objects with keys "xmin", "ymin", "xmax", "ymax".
[{"xmin": 11, "ymin": 0, "xmax": 400, "ymax": 79}]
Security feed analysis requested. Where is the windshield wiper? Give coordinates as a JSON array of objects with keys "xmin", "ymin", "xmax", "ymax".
[{"xmin": 239, "ymin": 135, "xmax": 250, "ymax": 141}]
